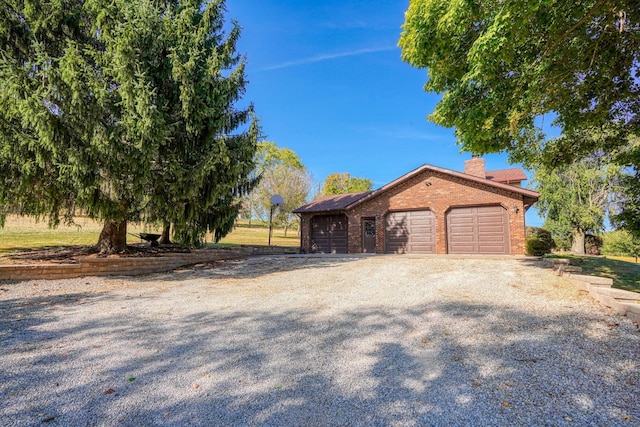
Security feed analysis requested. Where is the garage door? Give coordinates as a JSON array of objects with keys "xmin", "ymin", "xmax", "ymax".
[
  {"xmin": 447, "ymin": 206, "xmax": 509, "ymax": 254},
  {"xmin": 385, "ymin": 210, "xmax": 436, "ymax": 254},
  {"xmin": 311, "ymin": 214, "xmax": 348, "ymax": 253}
]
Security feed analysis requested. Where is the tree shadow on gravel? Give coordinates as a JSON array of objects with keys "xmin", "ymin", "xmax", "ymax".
[
  {"xmin": 1, "ymin": 289, "xmax": 639, "ymax": 426},
  {"xmin": 137, "ymin": 255, "xmax": 368, "ymax": 282},
  {"xmin": 150, "ymin": 255, "xmax": 557, "ymax": 284}
]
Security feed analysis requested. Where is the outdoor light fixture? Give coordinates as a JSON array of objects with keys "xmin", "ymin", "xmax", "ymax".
[
  {"xmin": 424, "ymin": 180, "xmax": 432, "ymax": 186},
  {"xmin": 513, "ymin": 206, "xmax": 519, "ymax": 213}
]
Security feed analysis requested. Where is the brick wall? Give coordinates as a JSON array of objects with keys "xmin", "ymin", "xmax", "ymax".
[
  {"xmin": 464, "ymin": 157, "xmax": 486, "ymax": 178},
  {"xmin": 0, "ymin": 246, "xmax": 296, "ymax": 281},
  {"xmin": 300, "ymin": 168, "xmax": 528, "ymax": 255}
]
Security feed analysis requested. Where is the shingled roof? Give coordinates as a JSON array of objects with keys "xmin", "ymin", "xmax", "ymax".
[
  {"xmin": 292, "ymin": 191, "xmax": 370, "ymax": 214},
  {"xmin": 485, "ymin": 168, "xmax": 528, "ymax": 183}
]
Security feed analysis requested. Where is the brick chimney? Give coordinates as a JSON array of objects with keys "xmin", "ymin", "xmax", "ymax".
[{"xmin": 464, "ymin": 156, "xmax": 486, "ymax": 178}]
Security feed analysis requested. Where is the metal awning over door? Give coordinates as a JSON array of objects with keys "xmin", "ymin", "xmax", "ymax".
[
  {"xmin": 311, "ymin": 214, "xmax": 348, "ymax": 254},
  {"xmin": 447, "ymin": 205, "xmax": 509, "ymax": 254},
  {"xmin": 385, "ymin": 210, "xmax": 436, "ymax": 254}
]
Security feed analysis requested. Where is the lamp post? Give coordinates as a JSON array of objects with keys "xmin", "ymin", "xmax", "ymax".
[{"xmin": 268, "ymin": 194, "xmax": 284, "ymax": 246}]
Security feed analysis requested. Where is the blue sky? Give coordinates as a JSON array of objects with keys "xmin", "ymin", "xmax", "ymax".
[{"xmin": 226, "ymin": 0, "xmax": 543, "ymax": 227}]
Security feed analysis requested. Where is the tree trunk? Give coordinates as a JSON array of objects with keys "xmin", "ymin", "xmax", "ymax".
[
  {"xmin": 284, "ymin": 223, "xmax": 288, "ymax": 237},
  {"xmin": 159, "ymin": 223, "xmax": 171, "ymax": 245},
  {"xmin": 571, "ymin": 229, "xmax": 586, "ymax": 255},
  {"xmin": 96, "ymin": 219, "xmax": 127, "ymax": 254}
]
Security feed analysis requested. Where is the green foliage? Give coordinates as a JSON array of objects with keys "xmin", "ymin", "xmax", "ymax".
[
  {"xmin": 525, "ymin": 227, "xmax": 555, "ymax": 256},
  {"xmin": 0, "ymin": 0, "xmax": 259, "ymax": 248},
  {"xmin": 256, "ymin": 163, "xmax": 311, "ymax": 231},
  {"xmin": 245, "ymin": 142, "xmax": 311, "ymax": 231},
  {"xmin": 320, "ymin": 173, "xmax": 374, "ymax": 196},
  {"xmin": 399, "ymin": 0, "xmax": 639, "ymax": 164},
  {"xmin": 399, "ymin": 0, "xmax": 640, "ymax": 246},
  {"xmin": 399, "ymin": 0, "xmax": 640, "ymax": 236},
  {"xmin": 532, "ymin": 155, "xmax": 621, "ymax": 253},
  {"xmin": 543, "ymin": 217, "xmax": 573, "ymax": 251},
  {"xmin": 602, "ymin": 230, "xmax": 640, "ymax": 258},
  {"xmin": 255, "ymin": 141, "xmax": 303, "ymax": 172},
  {"xmin": 526, "ymin": 226, "xmax": 555, "ymax": 248},
  {"xmin": 612, "ymin": 136, "xmax": 640, "ymax": 239}
]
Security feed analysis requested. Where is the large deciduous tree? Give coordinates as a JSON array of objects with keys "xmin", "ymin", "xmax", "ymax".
[
  {"xmin": 0, "ymin": 0, "xmax": 259, "ymax": 252},
  {"xmin": 255, "ymin": 163, "xmax": 312, "ymax": 236},
  {"xmin": 532, "ymin": 156, "xmax": 621, "ymax": 254},
  {"xmin": 245, "ymin": 142, "xmax": 311, "ymax": 234},
  {"xmin": 399, "ymin": 0, "xmax": 639, "ymax": 161},
  {"xmin": 319, "ymin": 173, "xmax": 373, "ymax": 196},
  {"xmin": 612, "ymin": 136, "xmax": 640, "ymax": 239},
  {"xmin": 399, "ymin": 0, "xmax": 640, "ymax": 231}
]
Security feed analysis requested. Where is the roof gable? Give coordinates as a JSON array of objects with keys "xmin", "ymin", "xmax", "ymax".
[
  {"xmin": 293, "ymin": 163, "xmax": 539, "ymax": 214},
  {"xmin": 346, "ymin": 164, "xmax": 539, "ymax": 210}
]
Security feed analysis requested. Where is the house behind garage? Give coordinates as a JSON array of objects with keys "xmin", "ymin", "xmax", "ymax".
[{"xmin": 292, "ymin": 157, "xmax": 539, "ymax": 255}]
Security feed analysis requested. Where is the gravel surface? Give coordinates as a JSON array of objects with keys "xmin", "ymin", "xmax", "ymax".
[{"xmin": 1, "ymin": 255, "xmax": 639, "ymax": 426}]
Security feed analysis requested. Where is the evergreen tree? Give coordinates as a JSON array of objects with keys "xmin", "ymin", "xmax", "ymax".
[{"xmin": 0, "ymin": 0, "xmax": 259, "ymax": 251}]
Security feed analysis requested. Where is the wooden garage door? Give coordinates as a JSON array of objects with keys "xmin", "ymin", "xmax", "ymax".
[
  {"xmin": 447, "ymin": 206, "xmax": 509, "ymax": 254},
  {"xmin": 311, "ymin": 214, "xmax": 348, "ymax": 254},
  {"xmin": 385, "ymin": 210, "xmax": 436, "ymax": 254}
]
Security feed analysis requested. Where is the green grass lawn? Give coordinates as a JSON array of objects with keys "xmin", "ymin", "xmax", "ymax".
[
  {"xmin": 545, "ymin": 254, "xmax": 640, "ymax": 293},
  {"xmin": 0, "ymin": 216, "xmax": 106, "ymax": 253},
  {"xmin": 0, "ymin": 216, "xmax": 299, "ymax": 255},
  {"xmin": 579, "ymin": 256, "xmax": 640, "ymax": 293},
  {"xmin": 216, "ymin": 222, "xmax": 299, "ymax": 248}
]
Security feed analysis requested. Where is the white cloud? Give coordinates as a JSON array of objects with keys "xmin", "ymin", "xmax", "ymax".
[
  {"xmin": 357, "ymin": 125, "xmax": 452, "ymax": 143},
  {"xmin": 257, "ymin": 46, "xmax": 397, "ymax": 72}
]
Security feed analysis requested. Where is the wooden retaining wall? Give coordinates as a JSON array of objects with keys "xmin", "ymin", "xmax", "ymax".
[{"xmin": 545, "ymin": 258, "xmax": 640, "ymax": 326}]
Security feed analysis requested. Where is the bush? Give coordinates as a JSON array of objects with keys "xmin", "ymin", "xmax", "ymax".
[
  {"xmin": 602, "ymin": 230, "xmax": 640, "ymax": 257},
  {"xmin": 526, "ymin": 238, "xmax": 551, "ymax": 256},
  {"xmin": 525, "ymin": 227, "xmax": 555, "ymax": 256}
]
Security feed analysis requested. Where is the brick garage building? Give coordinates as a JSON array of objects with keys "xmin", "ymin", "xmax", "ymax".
[{"xmin": 293, "ymin": 158, "xmax": 539, "ymax": 255}]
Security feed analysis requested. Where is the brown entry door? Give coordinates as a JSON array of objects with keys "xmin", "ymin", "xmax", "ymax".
[{"xmin": 362, "ymin": 219, "xmax": 376, "ymax": 253}]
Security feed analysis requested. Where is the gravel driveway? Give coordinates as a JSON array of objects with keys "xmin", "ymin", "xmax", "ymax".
[{"xmin": 1, "ymin": 255, "xmax": 639, "ymax": 426}]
